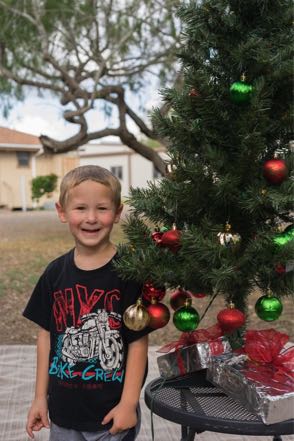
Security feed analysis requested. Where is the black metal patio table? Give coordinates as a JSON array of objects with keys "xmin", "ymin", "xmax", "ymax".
[{"xmin": 144, "ymin": 370, "xmax": 294, "ymax": 441}]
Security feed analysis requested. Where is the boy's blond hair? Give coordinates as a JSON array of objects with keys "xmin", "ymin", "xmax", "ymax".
[{"xmin": 59, "ymin": 165, "xmax": 121, "ymax": 208}]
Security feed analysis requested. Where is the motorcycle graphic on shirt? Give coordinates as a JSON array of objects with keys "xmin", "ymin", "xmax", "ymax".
[{"xmin": 61, "ymin": 310, "xmax": 123, "ymax": 371}]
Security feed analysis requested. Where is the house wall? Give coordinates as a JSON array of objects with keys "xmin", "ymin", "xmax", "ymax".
[
  {"xmin": 78, "ymin": 143, "xmax": 167, "ymax": 198},
  {"xmin": 35, "ymin": 154, "xmax": 79, "ymax": 206},
  {"xmin": 79, "ymin": 153, "xmax": 130, "ymax": 196},
  {"xmin": 130, "ymin": 153, "xmax": 155, "ymax": 189},
  {"xmin": 0, "ymin": 150, "xmax": 79, "ymax": 210},
  {"xmin": 0, "ymin": 139, "xmax": 165, "ymax": 210},
  {"xmin": 36, "ymin": 154, "xmax": 78, "ymax": 178},
  {"xmin": 0, "ymin": 151, "xmax": 34, "ymax": 209}
]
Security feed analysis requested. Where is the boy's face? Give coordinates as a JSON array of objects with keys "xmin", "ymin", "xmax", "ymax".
[{"xmin": 56, "ymin": 180, "xmax": 123, "ymax": 250}]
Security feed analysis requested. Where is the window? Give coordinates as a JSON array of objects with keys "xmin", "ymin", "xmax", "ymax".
[
  {"xmin": 17, "ymin": 151, "xmax": 30, "ymax": 167},
  {"xmin": 110, "ymin": 166, "xmax": 123, "ymax": 180}
]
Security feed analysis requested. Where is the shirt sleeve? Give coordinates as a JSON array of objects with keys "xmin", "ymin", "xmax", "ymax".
[
  {"xmin": 121, "ymin": 278, "xmax": 154, "ymax": 344},
  {"xmin": 22, "ymin": 270, "xmax": 52, "ymax": 331}
]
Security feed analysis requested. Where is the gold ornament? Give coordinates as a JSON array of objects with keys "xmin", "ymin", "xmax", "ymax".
[
  {"xmin": 123, "ymin": 298, "xmax": 150, "ymax": 331},
  {"xmin": 217, "ymin": 222, "xmax": 241, "ymax": 248},
  {"xmin": 165, "ymin": 162, "xmax": 177, "ymax": 179}
]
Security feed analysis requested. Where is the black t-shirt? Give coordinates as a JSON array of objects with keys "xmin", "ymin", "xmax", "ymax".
[{"xmin": 23, "ymin": 249, "xmax": 151, "ymax": 431}]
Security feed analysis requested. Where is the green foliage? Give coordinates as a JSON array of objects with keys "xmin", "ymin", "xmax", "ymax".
[
  {"xmin": 31, "ymin": 173, "xmax": 58, "ymax": 201},
  {"xmin": 117, "ymin": 0, "xmax": 294, "ymax": 318}
]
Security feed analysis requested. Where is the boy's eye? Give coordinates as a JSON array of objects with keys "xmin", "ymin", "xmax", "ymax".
[
  {"xmin": 98, "ymin": 207, "xmax": 107, "ymax": 210},
  {"xmin": 76, "ymin": 206, "xmax": 85, "ymax": 210}
]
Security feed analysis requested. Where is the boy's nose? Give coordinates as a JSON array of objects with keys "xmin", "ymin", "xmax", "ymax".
[{"xmin": 86, "ymin": 210, "xmax": 98, "ymax": 222}]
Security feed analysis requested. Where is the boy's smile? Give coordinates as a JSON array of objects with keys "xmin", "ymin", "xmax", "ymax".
[{"xmin": 56, "ymin": 180, "xmax": 123, "ymax": 252}]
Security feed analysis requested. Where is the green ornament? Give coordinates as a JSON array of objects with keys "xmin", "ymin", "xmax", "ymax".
[
  {"xmin": 255, "ymin": 293, "xmax": 283, "ymax": 321},
  {"xmin": 274, "ymin": 224, "xmax": 294, "ymax": 246},
  {"xmin": 173, "ymin": 299, "xmax": 199, "ymax": 332},
  {"xmin": 160, "ymin": 226, "xmax": 169, "ymax": 233},
  {"xmin": 230, "ymin": 75, "xmax": 253, "ymax": 104}
]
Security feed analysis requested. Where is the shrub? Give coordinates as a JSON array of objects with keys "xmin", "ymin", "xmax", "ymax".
[{"xmin": 31, "ymin": 173, "xmax": 58, "ymax": 201}]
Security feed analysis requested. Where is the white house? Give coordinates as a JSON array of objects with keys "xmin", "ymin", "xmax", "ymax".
[
  {"xmin": 78, "ymin": 141, "xmax": 167, "ymax": 198},
  {"xmin": 0, "ymin": 127, "xmax": 167, "ymax": 210}
]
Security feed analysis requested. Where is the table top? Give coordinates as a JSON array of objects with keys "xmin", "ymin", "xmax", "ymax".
[{"xmin": 144, "ymin": 370, "xmax": 294, "ymax": 436}]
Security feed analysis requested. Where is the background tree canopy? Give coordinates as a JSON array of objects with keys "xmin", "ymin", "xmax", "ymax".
[{"xmin": 0, "ymin": 0, "xmax": 182, "ymax": 173}]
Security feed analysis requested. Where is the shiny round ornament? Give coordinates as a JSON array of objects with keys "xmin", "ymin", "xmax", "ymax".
[
  {"xmin": 142, "ymin": 282, "xmax": 166, "ymax": 302},
  {"xmin": 255, "ymin": 293, "xmax": 283, "ymax": 321},
  {"xmin": 274, "ymin": 224, "xmax": 294, "ymax": 247},
  {"xmin": 173, "ymin": 299, "xmax": 199, "ymax": 332},
  {"xmin": 147, "ymin": 299, "xmax": 170, "ymax": 329},
  {"xmin": 165, "ymin": 163, "xmax": 177, "ymax": 179},
  {"xmin": 217, "ymin": 222, "xmax": 241, "ymax": 248},
  {"xmin": 161, "ymin": 224, "xmax": 181, "ymax": 252},
  {"xmin": 217, "ymin": 302, "xmax": 246, "ymax": 332},
  {"xmin": 274, "ymin": 263, "xmax": 286, "ymax": 276},
  {"xmin": 263, "ymin": 159, "xmax": 288, "ymax": 185},
  {"xmin": 170, "ymin": 288, "xmax": 192, "ymax": 311},
  {"xmin": 151, "ymin": 229, "xmax": 163, "ymax": 244},
  {"xmin": 230, "ymin": 76, "xmax": 253, "ymax": 104},
  {"xmin": 123, "ymin": 298, "xmax": 150, "ymax": 331}
]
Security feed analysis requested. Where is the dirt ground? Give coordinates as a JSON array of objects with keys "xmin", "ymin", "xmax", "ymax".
[{"xmin": 0, "ymin": 209, "xmax": 293, "ymax": 346}]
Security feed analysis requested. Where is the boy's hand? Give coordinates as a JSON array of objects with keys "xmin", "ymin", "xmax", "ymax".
[
  {"xmin": 26, "ymin": 397, "xmax": 50, "ymax": 439},
  {"xmin": 102, "ymin": 402, "xmax": 137, "ymax": 435}
]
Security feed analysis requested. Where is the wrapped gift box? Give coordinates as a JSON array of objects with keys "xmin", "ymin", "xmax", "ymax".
[
  {"xmin": 207, "ymin": 329, "xmax": 294, "ymax": 425},
  {"xmin": 157, "ymin": 335, "xmax": 231, "ymax": 379}
]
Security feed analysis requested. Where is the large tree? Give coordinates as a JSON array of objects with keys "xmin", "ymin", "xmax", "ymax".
[{"xmin": 0, "ymin": 0, "xmax": 182, "ymax": 174}]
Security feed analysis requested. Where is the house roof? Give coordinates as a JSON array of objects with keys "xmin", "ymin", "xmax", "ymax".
[{"xmin": 0, "ymin": 127, "xmax": 41, "ymax": 152}]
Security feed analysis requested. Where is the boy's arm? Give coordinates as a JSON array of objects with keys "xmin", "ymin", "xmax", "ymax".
[
  {"xmin": 102, "ymin": 335, "xmax": 148, "ymax": 434},
  {"xmin": 26, "ymin": 328, "xmax": 50, "ymax": 439}
]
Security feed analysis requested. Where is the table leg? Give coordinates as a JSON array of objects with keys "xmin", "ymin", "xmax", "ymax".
[
  {"xmin": 180, "ymin": 425, "xmax": 188, "ymax": 440},
  {"xmin": 187, "ymin": 429, "xmax": 196, "ymax": 441},
  {"xmin": 180, "ymin": 426, "xmax": 198, "ymax": 441}
]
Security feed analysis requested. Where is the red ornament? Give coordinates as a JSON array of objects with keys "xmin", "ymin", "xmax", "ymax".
[
  {"xmin": 160, "ymin": 224, "xmax": 181, "ymax": 252},
  {"xmin": 275, "ymin": 263, "xmax": 286, "ymax": 275},
  {"xmin": 189, "ymin": 88, "xmax": 200, "ymax": 97},
  {"xmin": 217, "ymin": 302, "xmax": 246, "ymax": 333},
  {"xmin": 147, "ymin": 300, "xmax": 170, "ymax": 329},
  {"xmin": 263, "ymin": 159, "xmax": 288, "ymax": 185},
  {"xmin": 151, "ymin": 230, "xmax": 163, "ymax": 244},
  {"xmin": 142, "ymin": 282, "xmax": 166, "ymax": 302},
  {"xmin": 170, "ymin": 288, "xmax": 192, "ymax": 311}
]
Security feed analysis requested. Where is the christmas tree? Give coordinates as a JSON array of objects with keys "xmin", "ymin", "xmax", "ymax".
[{"xmin": 116, "ymin": 0, "xmax": 293, "ymax": 340}]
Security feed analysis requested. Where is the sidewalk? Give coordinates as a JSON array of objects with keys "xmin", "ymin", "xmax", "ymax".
[{"xmin": 0, "ymin": 345, "xmax": 293, "ymax": 441}]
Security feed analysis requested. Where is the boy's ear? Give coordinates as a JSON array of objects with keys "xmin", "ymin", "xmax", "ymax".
[
  {"xmin": 55, "ymin": 202, "xmax": 67, "ymax": 223},
  {"xmin": 114, "ymin": 204, "xmax": 124, "ymax": 223}
]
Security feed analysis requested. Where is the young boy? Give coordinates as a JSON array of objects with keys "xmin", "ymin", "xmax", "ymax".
[{"xmin": 23, "ymin": 165, "xmax": 152, "ymax": 441}]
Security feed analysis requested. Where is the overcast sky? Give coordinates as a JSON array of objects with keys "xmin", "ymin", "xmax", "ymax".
[
  {"xmin": 0, "ymin": 95, "xmax": 76, "ymax": 139},
  {"xmin": 0, "ymin": 87, "xmax": 161, "ymax": 141}
]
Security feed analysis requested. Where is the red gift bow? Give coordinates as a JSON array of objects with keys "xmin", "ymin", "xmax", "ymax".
[
  {"xmin": 244, "ymin": 328, "xmax": 289, "ymax": 363},
  {"xmin": 242, "ymin": 329, "xmax": 294, "ymax": 394},
  {"xmin": 157, "ymin": 323, "xmax": 224, "ymax": 354}
]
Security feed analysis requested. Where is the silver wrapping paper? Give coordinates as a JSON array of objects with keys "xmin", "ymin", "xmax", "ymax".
[
  {"xmin": 207, "ymin": 353, "xmax": 294, "ymax": 425},
  {"xmin": 157, "ymin": 337, "xmax": 231, "ymax": 379}
]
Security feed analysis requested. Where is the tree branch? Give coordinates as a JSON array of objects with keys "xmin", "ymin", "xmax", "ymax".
[
  {"xmin": 121, "ymin": 131, "xmax": 166, "ymax": 175},
  {"xmin": 0, "ymin": 64, "xmax": 64, "ymax": 93},
  {"xmin": 0, "ymin": 0, "xmax": 179, "ymax": 176}
]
